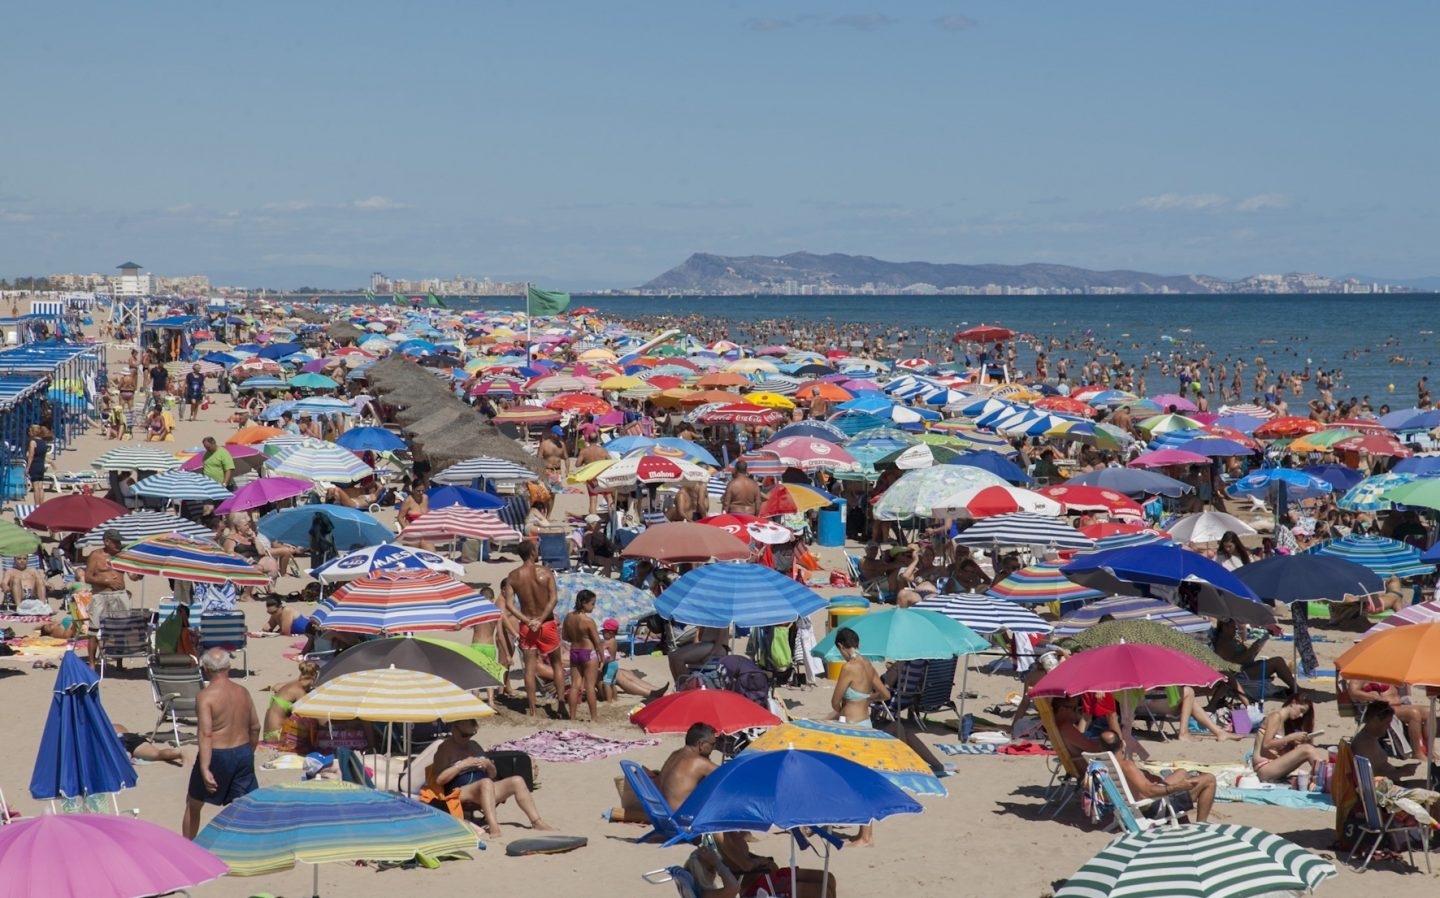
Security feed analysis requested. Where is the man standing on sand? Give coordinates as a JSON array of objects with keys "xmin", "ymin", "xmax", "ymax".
[
  {"xmin": 84, "ymin": 529, "xmax": 132, "ymax": 666},
  {"xmin": 576, "ymin": 433, "xmax": 610, "ymax": 515},
  {"xmin": 199, "ymin": 437, "xmax": 235, "ymax": 487},
  {"xmin": 183, "ymin": 363, "xmax": 206, "ymax": 422},
  {"xmin": 182, "ymin": 649, "xmax": 260, "ymax": 839},
  {"xmin": 659, "ymin": 722, "xmax": 719, "ymax": 810},
  {"xmin": 503, "ymin": 542, "xmax": 564, "ymax": 717},
  {"xmin": 721, "ymin": 460, "xmax": 760, "ymax": 515}
]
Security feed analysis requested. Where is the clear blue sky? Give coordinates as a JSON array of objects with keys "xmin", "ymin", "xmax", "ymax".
[{"xmin": 3, "ymin": 2, "xmax": 1436, "ymax": 289}]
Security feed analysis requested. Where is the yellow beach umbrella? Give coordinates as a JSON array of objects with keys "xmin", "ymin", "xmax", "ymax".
[
  {"xmin": 745, "ymin": 719, "xmax": 947, "ymax": 796},
  {"xmin": 748, "ymin": 392, "xmax": 796, "ymax": 409},
  {"xmin": 577, "ymin": 347, "xmax": 618, "ymax": 362},
  {"xmin": 292, "ymin": 667, "xmax": 493, "ymax": 723},
  {"xmin": 568, "ymin": 459, "xmax": 616, "ymax": 484},
  {"xmin": 599, "ymin": 374, "xmax": 645, "ymax": 391}
]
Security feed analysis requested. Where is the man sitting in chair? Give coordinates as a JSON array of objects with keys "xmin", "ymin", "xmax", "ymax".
[
  {"xmin": 428, "ymin": 718, "xmax": 555, "ymax": 839},
  {"xmin": 1098, "ymin": 730, "xmax": 1216, "ymax": 823}
]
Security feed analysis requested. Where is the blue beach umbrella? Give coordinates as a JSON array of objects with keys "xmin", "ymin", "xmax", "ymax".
[
  {"xmin": 132, "ymin": 470, "xmax": 233, "ymax": 502},
  {"xmin": 1300, "ymin": 464, "xmax": 1365, "ymax": 492},
  {"xmin": 945, "ymin": 450, "xmax": 1033, "ymax": 484},
  {"xmin": 1050, "ymin": 595, "xmax": 1213, "ymax": 638},
  {"xmin": 256, "ymin": 342, "xmax": 304, "ymax": 360},
  {"xmin": 1234, "ymin": 554, "xmax": 1383, "ymax": 603},
  {"xmin": 1173, "ymin": 437, "xmax": 1256, "ymax": 458},
  {"xmin": 334, "ymin": 426, "xmax": 407, "ymax": 453},
  {"xmin": 655, "ymin": 563, "xmax": 827, "ymax": 627},
  {"xmin": 556, "ymin": 571, "xmax": 655, "ymax": 624},
  {"xmin": 1227, "ymin": 468, "xmax": 1333, "ymax": 501},
  {"xmin": 1309, "ymin": 534, "xmax": 1435, "ymax": 579},
  {"xmin": 30, "ymin": 650, "xmax": 137, "ymax": 801},
  {"xmin": 1065, "ymin": 468, "xmax": 1192, "ymax": 498},
  {"xmin": 1338, "ymin": 472, "xmax": 1417, "ymax": 512},
  {"xmin": 257, "ymin": 505, "xmax": 394, "ymax": 551},
  {"xmin": 1062, "ymin": 544, "xmax": 1273, "ymax": 625},
  {"xmin": 1392, "ymin": 457, "xmax": 1440, "ymax": 476},
  {"xmin": 425, "ymin": 484, "xmax": 506, "ymax": 511},
  {"xmin": 308, "ymin": 543, "xmax": 464, "ymax": 582},
  {"xmin": 603, "ymin": 435, "xmax": 657, "ymax": 456}
]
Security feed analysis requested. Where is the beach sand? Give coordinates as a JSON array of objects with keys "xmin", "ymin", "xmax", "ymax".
[{"xmin": 3, "ymin": 337, "xmax": 1435, "ymax": 897}]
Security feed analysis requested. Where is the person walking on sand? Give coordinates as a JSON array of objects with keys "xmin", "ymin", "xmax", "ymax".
[
  {"xmin": 182, "ymin": 649, "xmax": 260, "ymax": 840},
  {"xmin": 561, "ymin": 589, "xmax": 602, "ymax": 722},
  {"xmin": 183, "ymin": 363, "xmax": 206, "ymax": 422},
  {"xmin": 503, "ymin": 542, "xmax": 565, "ymax": 717}
]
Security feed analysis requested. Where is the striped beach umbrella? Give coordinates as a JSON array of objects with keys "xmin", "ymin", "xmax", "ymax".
[
  {"xmin": 1362, "ymin": 600, "xmax": 1440, "ymax": 638},
  {"xmin": 91, "ymin": 446, "xmax": 181, "ymax": 472},
  {"xmin": 309, "ymin": 544, "xmax": 464, "ymax": 582},
  {"xmin": 293, "ymin": 668, "xmax": 495, "ymax": 724},
  {"xmin": 399, "ymin": 507, "xmax": 524, "ymax": 543},
  {"xmin": 109, "ymin": 534, "xmax": 270, "ymax": 586},
  {"xmin": 430, "ymin": 456, "xmax": 538, "ymax": 484},
  {"xmin": 314, "ymin": 570, "xmax": 501, "ymax": 634},
  {"xmin": 1056, "ymin": 822, "xmax": 1336, "ymax": 898},
  {"xmin": 988, "ymin": 561, "xmax": 1109, "ymax": 605},
  {"xmin": 555, "ymin": 571, "xmax": 655, "ymax": 624},
  {"xmin": 194, "ymin": 780, "xmax": 476, "ymax": 884},
  {"xmin": 132, "ymin": 470, "xmax": 233, "ymax": 502},
  {"xmin": 1052, "ymin": 595, "xmax": 1212, "ymax": 639},
  {"xmin": 78, "ymin": 510, "xmax": 215, "ymax": 547},
  {"xmin": 264, "ymin": 440, "xmax": 372, "ymax": 483},
  {"xmin": 1093, "ymin": 530, "xmax": 1177, "ymax": 552},
  {"xmin": 953, "ymin": 512, "xmax": 1095, "ymax": 550},
  {"xmin": 745, "ymin": 719, "xmax": 947, "ymax": 797},
  {"xmin": 915, "ymin": 593, "xmax": 1052, "ymax": 635},
  {"xmin": 655, "ymin": 562, "xmax": 827, "ymax": 627},
  {"xmin": 1338, "ymin": 472, "xmax": 1416, "ymax": 512},
  {"xmin": 1310, "ymin": 534, "xmax": 1435, "ymax": 579}
]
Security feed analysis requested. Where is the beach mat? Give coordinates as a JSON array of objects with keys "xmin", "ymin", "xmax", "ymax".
[
  {"xmin": 1217, "ymin": 786, "xmax": 1334, "ymax": 811},
  {"xmin": 490, "ymin": 729, "xmax": 658, "ymax": 763}
]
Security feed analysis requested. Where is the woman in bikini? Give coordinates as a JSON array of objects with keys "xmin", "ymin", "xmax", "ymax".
[
  {"xmin": 262, "ymin": 660, "xmax": 319, "ymax": 744},
  {"xmin": 561, "ymin": 590, "xmax": 602, "ymax": 722},
  {"xmin": 1251, "ymin": 693, "xmax": 1327, "ymax": 784},
  {"xmin": 830, "ymin": 627, "xmax": 890, "ymax": 727},
  {"xmin": 396, "ymin": 477, "xmax": 435, "ymax": 550}
]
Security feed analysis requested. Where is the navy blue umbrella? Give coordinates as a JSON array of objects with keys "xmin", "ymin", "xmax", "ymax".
[
  {"xmin": 256, "ymin": 342, "xmax": 305, "ymax": 360},
  {"xmin": 1393, "ymin": 457, "xmax": 1440, "ymax": 476},
  {"xmin": 1065, "ymin": 468, "xmax": 1192, "ymax": 498},
  {"xmin": 946, "ymin": 450, "xmax": 1033, "ymax": 484},
  {"xmin": 1300, "ymin": 464, "xmax": 1365, "ymax": 492},
  {"xmin": 1062, "ymin": 544, "xmax": 1273, "ymax": 625},
  {"xmin": 425, "ymin": 484, "xmax": 507, "ymax": 511},
  {"xmin": 1173, "ymin": 437, "xmax": 1255, "ymax": 458},
  {"xmin": 335, "ymin": 426, "xmax": 408, "ymax": 453},
  {"xmin": 1233, "ymin": 554, "xmax": 1383, "ymax": 603},
  {"xmin": 656, "ymin": 563, "xmax": 827, "ymax": 627},
  {"xmin": 30, "ymin": 650, "xmax": 137, "ymax": 801}
]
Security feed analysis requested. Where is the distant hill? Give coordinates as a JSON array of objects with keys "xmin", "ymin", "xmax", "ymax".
[{"xmin": 640, "ymin": 252, "xmax": 1214, "ymax": 294}]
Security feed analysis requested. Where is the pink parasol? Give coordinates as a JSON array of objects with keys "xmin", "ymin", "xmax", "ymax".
[
  {"xmin": 214, "ymin": 476, "xmax": 315, "ymax": 514},
  {"xmin": 1127, "ymin": 448, "xmax": 1212, "ymax": 468},
  {"xmin": 761, "ymin": 436, "xmax": 858, "ymax": 471},
  {"xmin": 1029, "ymin": 643, "xmax": 1223, "ymax": 697},
  {"xmin": 400, "ymin": 507, "xmax": 524, "ymax": 543}
]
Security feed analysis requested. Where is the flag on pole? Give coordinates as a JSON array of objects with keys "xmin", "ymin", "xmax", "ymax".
[
  {"xmin": 526, "ymin": 285, "xmax": 570, "ymax": 317},
  {"xmin": 365, "ymin": 290, "xmax": 376, "ymax": 302},
  {"xmin": 392, "ymin": 293, "xmax": 405, "ymax": 305},
  {"xmin": 426, "ymin": 292, "xmax": 447, "ymax": 309}
]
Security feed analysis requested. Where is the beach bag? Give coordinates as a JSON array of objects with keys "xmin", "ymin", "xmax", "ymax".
[
  {"xmin": 526, "ymin": 480, "xmax": 552, "ymax": 507},
  {"xmin": 768, "ymin": 626, "xmax": 793, "ymax": 672}
]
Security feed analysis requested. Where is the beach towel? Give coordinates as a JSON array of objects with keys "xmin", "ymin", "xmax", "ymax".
[
  {"xmin": 938, "ymin": 743, "xmax": 998, "ymax": 756},
  {"xmin": 1217, "ymin": 785, "xmax": 1335, "ymax": 811},
  {"xmin": 997, "ymin": 741, "xmax": 1053, "ymax": 756},
  {"xmin": 490, "ymin": 729, "xmax": 658, "ymax": 763}
]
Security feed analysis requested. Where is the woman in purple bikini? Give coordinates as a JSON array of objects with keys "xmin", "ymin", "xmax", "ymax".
[{"xmin": 561, "ymin": 589, "xmax": 601, "ymax": 722}]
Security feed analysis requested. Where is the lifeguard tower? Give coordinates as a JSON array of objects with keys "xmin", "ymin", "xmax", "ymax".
[{"xmin": 111, "ymin": 261, "xmax": 148, "ymax": 336}]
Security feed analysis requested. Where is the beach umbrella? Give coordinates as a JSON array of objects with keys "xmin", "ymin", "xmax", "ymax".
[
  {"xmin": 645, "ymin": 437, "xmax": 721, "ymax": 466},
  {"xmin": 214, "ymin": 476, "xmax": 314, "ymax": 514},
  {"xmin": 257, "ymin": 505, "xmax": 394, "ymax": 551},
  {"xmin": 1171, "ymin": 436, "xmax": 1256, "ymax": 458},
  {"xmin": 1093, "ymin": 530, "xmax": 1176, "ymax": 551},
  {"xmin": 954, "ymin": 324, "xmax": 1014, "ymax": 344},
  {"xmin": 110, "ymin": 534, "xmax": 270, "ymax": 586},
  {"xmin": 431, "ymin": 456, "xmax": 538, "ymax": 484},
  {"xmin": 399, "ymin": 507, "xmax": 523, "ymax": 543},
  {"xmin": 1029, "ymin": 642, "xmax": 1224, "ymax": 698},
  {"xmin": 1063, "ymin": 619, "xmax": 1238, "ymax": 673},
  {"xmin": 1309, "ymin": 534, "xmax": 1435, "ymax": 578},
  {"xmin": 954, "ymin": 512, "xmax": 1095, "ymax": 550},
  {"xmin": 1063, "ymin": 544, "xmax": 1271, "ymax": 625},
  {"xmin": 312, "ymin": 635, "xmax": 501, "ymax": 691},
  {"xmin": 314, "ymin": 570, "xmax": 501, "ymax": 634},
  {"xmin": 1051, "ymin": 595, "xmax": 1213, "ymax": 638},
  {"xmin": 1163, "ymin": 511, "xmax": 1256, "ymax": 545},
  {"xmin": 29, "ymin": 649, "xmax": 137, "ymax": 802},
  {"xmin": 90, "ymin": 446, "xmax": 182, "ymax": 472},
  {"xmin": 1299, "ymin": 463, "xmax": 1365, "ymax": 492},
  {"xmin": 1046, "ymin": 420, "xmax": 1128, "ymax": 451},
  {"xmin": 0, "ymin": 519, "xmax": 40, "ymax": 556},
  {"xmin": 744, "ymin": 719, "xmax": 946, "ymax": 797},
  {"xmin": 873, "ymin": 442, "xmax": 960, "ymax": 470},
  {"xmin": 334, "ymin": 426, "xmax": 408, "ymax": 452},
  {"xmin": 944, "ymin": 450, "xmax": 1033, "ymax": 484},
  {"xmin": 180, "ymin": 443, "xmax": 266, "ymax": 476},
  {"xmin": 1392, "ymin": 457, "xmax": 1440, "ymax": 476},
  {"xmin": 762, "ymin": 436, "xmax": 859, "ymax": 472},
  {"xmin": 1338, "ymin": 472, "xmax": 1417, "ymax": 512},
  {"xmin": 229, "ymin": 425, "xmax": 286, "ymax": 445},
  {"xmin": 0, "ymin": 814, "xmax": 227, "ymax": 898},
  {"xmin": 555, "ymin": 571, "xmax": 655, "ymax": 624},
  {"xmin": 1361, "ymin": 600, "xmax": 1440, "ymax": 638},
  {"xmin": 309, "ymin": 543, "xmax": 464, "ymax": 582},
  {"xmin": 265, "ymin": 440, "xmax": 373, "ymax": 484},
  {"xmin": 915, "ymin": 593, "xmax": 1052, "ymax": 635},
  {"xmin": 291, "ymin": 397, "xmax": 357, "ymax": 417},
  {"xmin": 1055, "ymin": 822, "xmax": 1336, "ymax": 898},
  {"xmin": 1127, "ymin": 448, "xmax": 1211, "ymax": 468},
  {"xmin": 872, "ymin": 465, "xmax": 1007, "ymax": 521},
  {"xmin": 132, "ymin": 469, "xmax": 233, "ymax": 502},
  {"xmin": 77, "ymin": 509, "xmax": 215, "ymax": 547},
  {"xmin": 1136, "ymin": 413, "xmax": 1203, "ymax": 435},
  {"xmin": 294, "ymin": 667, "xmax": 495, "ymax": 724},
  {"xmin": 1065, "ymin": 468, "xmax": 1192, "ymax": 498},
  {"xmin": 631, "ymin": 689, "xmax": 781, "ymax": 735},
  {"xmin": 810, "ymin": 607, "xmax": 989, "ymax": 662},
  {"xmin": 1254, "ymin": 416, "xmax": 1322, "ymax": 439},
  {"xmin": 942, "ymin": 485, "xmax": 1064, "ymax": 518},
  {"xmin": 194, "ymin": 780, "xmax": 474, "ymax": 896},
  {"xmin": 1337, "ymin": 622, "xmax": 1440, "ymax": 783},
  {"xmin": 573, "ymin": 454, "xmax": 709, "ymax": 490},
  {"xmin": 1289, "ymin": 428, "xmax": 1363, "ymax": 453},
  {"xmin": 424, "ymin": 484, "xmax": 507, "ymax": 511},
  {"xmin": 1035, "ymin": 485, "xmax": 1146, "ymax": 519},
  {"xmin": 988, "ymin": 561, "xmax": 1109, "ymax": 605},
  {"xmin": 656, "ymin": 563, "xmax": 826, "ymax": 627},
  {"xmin": 621, "ymin": 522, "xmax": 751, "ymax": 563},
  {"xmin": 1381, "ymin": 476, "xmax": 1440, "ymax": 511},
  {"xmin": 1333, "ymin": 433, "xmax": 1412, "ymax": 457},
  {"xmin": 771, "ymin": 420, "xmax": 847, "ymax": 443},
  {"xmin": 761, "ymin": 483, "xmax": 836, "ymax": 515},
  {"xmin": 1233, "ymin": 553, "xmax": 1384, "ymax": 603},
  {"xmin": 288, "ymin": 372, "xmax": 339, "ymax": 391}
]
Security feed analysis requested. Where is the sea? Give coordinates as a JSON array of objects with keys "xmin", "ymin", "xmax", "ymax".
[{"xmin": 315, "ymin": 293, "xmax": 1440, "ymax": 408}]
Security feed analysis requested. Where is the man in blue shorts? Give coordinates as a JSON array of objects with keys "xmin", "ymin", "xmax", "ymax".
[{"xmin": 182, "ymin": 648, "xmax": 260, "ymax": 839}]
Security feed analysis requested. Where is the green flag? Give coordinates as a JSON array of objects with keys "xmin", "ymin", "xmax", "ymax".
[
  {"xmin": 526, "ymin": 285, "xmax": 570, "ymax": 317},
  {"xmin": 392, "ymin": 293, "xmax": 405, "ymax": 305},
  {"xmin": 365, "ymin": 290, "xmax": 376, "ymax": 302},
  {"xmin": 426, "ymin": 292, "xmax": 447, "ymax": 309}
]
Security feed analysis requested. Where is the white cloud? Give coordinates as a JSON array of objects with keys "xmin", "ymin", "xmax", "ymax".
[
  {"xmin": 1136, "ymin": 193, "xmax": 1229, "ymax": 212},
  {"xmin": 350, "ymin": 196, "xmax": 410, "ymax": 211},
  {"xmin": 262, "ymin": 200, "xmax": 319, "ymax": 212},
  {"xmin": 933, "ymin": 15, "xmax": 978, "ymax": 31},
  {"xmin": 833, "ymin": 14, "xmax": 897, "ymax": 31},
  {"xmin": 1236, "ymin": 192, "xmax": 1292, "ymax": 211}
]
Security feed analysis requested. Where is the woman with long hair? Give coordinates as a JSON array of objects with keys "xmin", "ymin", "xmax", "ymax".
[
  {"xmin": 1214, "ymin": 531, "xmax": 1251, "ymax": 571},
  {"xmin": 1251, "ymin": 693, "xmax": 1327, "ymax": 784}
]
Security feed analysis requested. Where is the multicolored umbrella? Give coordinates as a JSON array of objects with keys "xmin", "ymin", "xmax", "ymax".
[
  {"xmin": 942, "ymin": 485, "xmax": 1063, "ymax": 518},
  {"xmin": 77, "ymin": 509, "xmax": 215, "ymax": 547},
  {"xmin": 293, "ymin": 667, "xmax": 495, "ymax": 724},
  {"xmin": 1310, "ymin": 534, "xmax": 1435, "ymax": 579},
  {"xmin": 264, "ymin": 440, "xmax": 373, "ymax": 484},
  {"xmin": 570, "ymin": 454, "xmax": 709, "ymax": 490},
  {"xmin": 745, "ymin": 719, "xmax": 947, "ymax": 797},
  {"xmin": 810, "ymin": 607, "xmax": 990, "ymax": 662},
  {"xmin": 309, "ymin": 543, "xmax": 464, "ymax": 582},
  {"xmin": 631, "ymin": 689, "xmax": 780, "ymax": 735},
  {"xmin": 23, "ymin": 494, "xmax": 126, "ymax": 533},
  {"xmin": 1338, "ymin": 472, "xmax": 1417, "ymax": 512},
  {"xmin": 132, "ymin": 469, "xmax": 233, "ymax": 501},
  {"xmin": 399, "ymin": 507, "xmax": 524, "ymax": 543},
  {"xmin": 214, "ymin": 476, "xmax": 315, "ymax": 514},
  {"xmin": 90, "ymin": 446, "xmax": 182, "ymax": 472},
  {"xmin": 1056, "ymin": 823, "xmax": 1336, "ymax": 898},
  {"xmin": 110, "ymin": 534, "xmax": 270, "ymax": 586},
  {"xmin": 314, "ymin": 570, "xmax": 501, "ymax": 634},
  {"xmin": 1029, "ymin": 642, "xmax": 1223, "ymax": 698},
  {"xmin": 988, "ymin": 561, "xmax": 1109, "ymax": 605},
  {"xmin": 656, "ymin": 563, "xmax": 826, "ymax": 627},
  {"xmin": 872, "ymin": 465, "xmax": 1007, "ymax": 521},
  {"xmin": 915, "ymin": 593, "xmax": 1053, "ymax": 635},
  {"xmin": 555, "ymin": 571, "xmax": 655, "ymax": 624},
  {"xmin": 1051, "ymin": 595, "xmax": 1212, "ymax": 638}
]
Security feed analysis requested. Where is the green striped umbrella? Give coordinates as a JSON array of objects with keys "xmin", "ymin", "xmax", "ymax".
[
  {"xmin": 0, "ymin": 520, "xmax": 40, "ymax": 556},
  {"xmin": 1057, "ymin": 823, "xmax": 1337, "ymax": 898},
  {"xmin": 1061, "ymin": 619, "xmax": 1239, "ymax": 673}
]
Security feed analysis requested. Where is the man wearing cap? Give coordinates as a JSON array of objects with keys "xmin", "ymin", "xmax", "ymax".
[
  {"xmin": 84, "ymin": 529, "xmax": 134, "ymax": 666},
  {"xmin": 581, "ymin": 513, "xmax": 618, "ymax": 576}
]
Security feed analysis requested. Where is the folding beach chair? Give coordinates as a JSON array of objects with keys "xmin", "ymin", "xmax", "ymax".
[
  {"xmin": 97, "ymin": 610, "xmax": 151, "ymax": 680},
  {"xmin": 1349, "ymin": 752, "xmax": 1431, "ymax": 873},
  {"xmin": 880, "ymin": 657, "xmax": 960, "ymax": 732},
  {"xmin": 538, "ymin": 530, "xmax": 573, "ymax": 572},
  {"xmin": 1081, "ymin": 752, "xmax": 1180, "ymax": 830},
  {"xmin": 148, "ymin": 653, "xmax": 205, "ymax": 747},
  {"xmin": 619, "ymin": 760, "xmax": 694, "ymax": 844},
  {"xmin": 197, "ymin": 611, "xmax": 249, "ymax": 674}
]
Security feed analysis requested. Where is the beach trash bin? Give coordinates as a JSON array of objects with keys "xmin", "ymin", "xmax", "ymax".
[
  {"xmin": 817, "ymin": 498, "xmax": 846, "ymax": 547},
  {"xmin": 825, "ymin": 597, "xmax": 870, "ymax": 679}
]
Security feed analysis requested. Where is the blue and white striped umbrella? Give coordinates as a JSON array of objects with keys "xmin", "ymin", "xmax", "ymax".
[
  {"xmin": 291, "ymin": 397, "xmax": 356, "ymax": 416},
  {"xmin": 555, "ymin": 571, "xmax": 655, "ymax": 625},
  {"xmin": 133, "ymin": 470, "xmax": 233, "ymax": 502},
  {"xmin": 953, "ymin": 512, "xmax": 1096, "ymax": 550},
  {"xmin": 91, "ymin": 446, "xmax": 182, "ymax": 472},
  {"xmin": 655, "ymin": 562, "xmax": 827, "ymax": 627},
  {"xmin": 235, "ymin": 375, "xmax": 289, "ymax": 391},
  {"xmin": 1094, "ymin": 531, "xmax": 1176, "ymax": 552},
  {"xmin": 264, "ymin": 440, "xmax": 373, "ymax": 484},
  {"xmin": 1309, "ymin": 534, "xmax": 1436, "ymax": 579},
  {"xmin": 309, "ymin": 543, "xmax": 465, "ymax": 583},
  {"xmin": 915, "ymin": 593, "xmax": 1052, "ymax": 635},
  {"xmin": 1051, "ymin": 595, "xmax": 1212, "ymax": 638},
  {"xmin": 430, "ymin": 456, "xmax": 538, "ymax": 485},
  {"xmin": 79, "ymin": 510, "xmax": 216, "ymax": 547}
]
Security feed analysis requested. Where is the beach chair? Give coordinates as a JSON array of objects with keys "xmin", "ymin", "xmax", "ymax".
[
  {"xmin": 1035, "ymin": 698, "xmax": 1084, "ymax": 818},
  {"xmin": 619, "ymin": 760, "xmax": 694, "ymax": 844},
  {"xmin": 537, "ymin": 530, "xmax": 573, "ymax": 572},
  {"xmin": 1081, "ymin": 761, "xmax": 1150, "ymax": 834},
  {"xmin": 148, "ymin": 654, "xmax": 205, "ymax": 747},
  {"xmin": 197, "ymin": 611, "xmax": 248, "ymax": 674},
  {"xmin": 1349, "ymin": 752, "xmax": 1432, "ymax": 873},
  {"xmin": 97, "ymin": 610, "xmax": 152, "ymax": 679},
  {"xmin": 1081, "ymin": 751, "xmax": 1180, "ymax": 829},
  {"xmin": 641, "ymin": 866, "xmax": 701, "ymax": 898},
  {"xmin": 1135, "ymin": 690, "xmax": 1182, "ymax": 741},
  {"xmin": 882, "ymin": 657, "xmax": 959, "ymax": 732}
]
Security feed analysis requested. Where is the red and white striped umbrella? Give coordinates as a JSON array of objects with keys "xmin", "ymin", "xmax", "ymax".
[{"xmin": 400, "ymin": 507, "xmax": 524, "ymax": 543}]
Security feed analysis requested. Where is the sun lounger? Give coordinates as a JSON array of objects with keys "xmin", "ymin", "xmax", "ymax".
[
  {"xmin": 1035, "ymin": 698, "xmax": 1083, "ymax": 818},
  {"xmin": 1081, "ymin": 751, "xmax": 1180, "ymax": 830}
]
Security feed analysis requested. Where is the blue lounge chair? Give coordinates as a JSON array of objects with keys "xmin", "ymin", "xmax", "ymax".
[{"xmin": 619, "ymin": 760, "xmax": 692, "ymax": 844}]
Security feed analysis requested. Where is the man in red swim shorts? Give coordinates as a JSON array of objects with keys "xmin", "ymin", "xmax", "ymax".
[{"xmin": 503, "ymin": 541, "xmax": 566, "ymax": 717}]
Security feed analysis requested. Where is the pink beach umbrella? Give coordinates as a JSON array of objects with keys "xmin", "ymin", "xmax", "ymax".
[
  {"xmin": 1029, "ymin": 643, "xmax": 1224, "ymax": 698},
  {"xmin": 1127, "ymin": 448, "xmax": 1213, "ymax": 468},
  {"xmin": 1149, "ymin": 393, "xmax": 1198, "ymax": 412},
  {"xmin": 215, "ymin": 476, "xmax": 315, "ymax": 514}
]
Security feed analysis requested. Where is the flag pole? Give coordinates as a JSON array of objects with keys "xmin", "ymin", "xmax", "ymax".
[{"xmin": 525, "ymin": 282, "xmax": 533, "ymax": 365}]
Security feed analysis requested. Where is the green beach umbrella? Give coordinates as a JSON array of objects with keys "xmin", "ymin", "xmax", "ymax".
[
  {"xmin": 810, "ymin": 607, "xmax": 990, "ymax": 662},
  {"xmin": 1137, "ymin": 412, "xmax": 1204, "ymax": 434},
  {"xmin": 1381, "ymin": 476, "xmax": 1440, "ymax": 512},
  {"xmin": 413, "ymin": 635, "xmax": 508, "ymax": 685},
  {"xmin": 0, "ymin": 520, "xmax": 41, "ymax": 557},
  {"xmin": 1060, "ymin": 619, "xmax": 1239, "ymax": 674},
  {"xmin": 1057, "ymin": 822, "xmax": 1336, "ymax": 898}
]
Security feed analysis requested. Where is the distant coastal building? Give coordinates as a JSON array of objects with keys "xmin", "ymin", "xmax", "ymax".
[{"xmin": 114, "ymin": 261, "xmax": 152, "ymax": 296}]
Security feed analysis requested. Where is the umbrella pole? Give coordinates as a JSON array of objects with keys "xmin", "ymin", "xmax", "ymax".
[
  {"xmin": 957, "ymin": 654, "xmax": 971, "ymax": 738},
  {"xmin": 1430, "ymin": 695, "xmax": 1437, "ymax": 789},
  {"xmin": 790, "ymin": 834, "xmax": 798, "ymax": 898},
  {"xmin": 313, "ymin": 862, "xmax": 320, "ymax": 898}
]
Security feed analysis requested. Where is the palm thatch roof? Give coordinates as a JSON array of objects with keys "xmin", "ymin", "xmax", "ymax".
[{"xmin": 330, "ymin": 322, "xmax": 365, "ymax": 344}]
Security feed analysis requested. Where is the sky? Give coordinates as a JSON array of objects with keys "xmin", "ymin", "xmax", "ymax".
[{"xmin": 3, "ymin": 2, "xmax": 1437, "ymax": 289}]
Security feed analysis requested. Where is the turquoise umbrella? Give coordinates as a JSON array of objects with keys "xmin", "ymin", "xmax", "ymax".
[
  {"xmin": 810, "ymin": 607, "xmax": 989, "ymax": 662},
  {"xmin": 288, "ymin": 372, "xmax": 339, "ymax": 391}
]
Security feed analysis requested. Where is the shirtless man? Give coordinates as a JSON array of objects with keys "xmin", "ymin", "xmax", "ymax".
[
  {"xmin": 659, "ymin": 722, "xmax": 719, "ymax": 810},
  {"xmin": 182, "ymin": 649, "xmax": 260, "ymax": 839},
  {"xmin": 430, "ymin": 718, "xmax": 554, "ymax": 839},
  {"xmin": 3, "ymin": 555, "xmax": 46, "ymax": 609},
  {"xmin": 84, "ymin": 530, "xmax": 131, "ymax": 666},
  {"xmin": 576, "ymin": 434, "xmax": 610, "ymax": 515},
  {"xmin": 503, "ymin": 542, "xmax": 565, "ymax": 716},
  {"xmin": 1099, "ymin": 730, "xmax": 1215, "ymax": 823},
  {"xmin": 720, "ymin": 460, "xmax": 761, "ymax": 516},
  {"xmin": 538, "ymin": 431, "xmax": 567, "ymax": 487}
]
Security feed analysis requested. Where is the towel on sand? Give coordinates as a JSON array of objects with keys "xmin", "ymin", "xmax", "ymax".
[
  {"xmin": 491, "ymin": 729, "xmax": 659, "ymax": 763},
  {"xmin": 1216, "ymin": 786, "xmax": 1335, "ymax": 811}
]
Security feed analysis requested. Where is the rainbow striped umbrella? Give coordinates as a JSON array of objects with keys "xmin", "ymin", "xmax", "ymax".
[
  {"xmin": 194, "ymin": 780, "xmax": 475, "ymax": 891},
  {"xmin": 110, "ymin": 534, "xmax": 269, "ymax": 586},
  {"xmin": 292, "ymin": 667, "xmax": 494, "ymax": 724},
  {"xmin": 398, "ymin": 507, "xmax": 523, "ymax": 543},
  {"xmin": 314, "ymin": 570, "xmax": 501, "ymax": 634},
  {"xmin": 988, "ymin": 560, "xmax": 1109, "ymax": 605}
]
